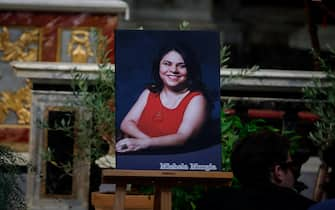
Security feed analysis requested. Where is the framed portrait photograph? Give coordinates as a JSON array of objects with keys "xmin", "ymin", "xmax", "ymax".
[{"xmin": 115, "ymin": 30, "xmax": 221, "ymax": 171}]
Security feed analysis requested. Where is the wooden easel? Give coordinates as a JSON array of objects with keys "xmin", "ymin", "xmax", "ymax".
[{"xmin": 101, "ymin": 169, "xmax": 233, "ymax": 210}]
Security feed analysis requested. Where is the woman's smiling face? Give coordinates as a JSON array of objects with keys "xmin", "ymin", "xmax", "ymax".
[{"xmin": 159, "ymin": 50, "xmax": 188, "ymax": 90}]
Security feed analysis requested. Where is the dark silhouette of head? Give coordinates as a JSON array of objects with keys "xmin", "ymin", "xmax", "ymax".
[{"xmin": 231, "ymin": 130, "xmax": 290, "ymax": 187}]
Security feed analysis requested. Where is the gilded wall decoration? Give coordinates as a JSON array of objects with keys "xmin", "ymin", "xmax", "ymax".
[
  {"xmin": 0, "ymin": 26, "xmax": 39, "ymax": 125},
  {"xmin": 0, "ymin": 80, "xmax": 32, "ymax": 125},
  {"xmin": 67, "ymin": 30, "xmax": 94, "ymax": 63},
  {"xmin": 58, "ymin": 28, "xmax": 103, "ymax": 63},
  {"xmin": 0, "ymin": 26, "xmax": 40, "ymax": 62}
]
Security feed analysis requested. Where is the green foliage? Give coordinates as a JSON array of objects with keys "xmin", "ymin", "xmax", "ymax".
[
  {"xmin": 178, "ymin": 20, "xmax": 190, "ymax": 30},
  {"xmin": 219, "ymin": 44, "xmax": 268, "ymax": 172},
  {"xmin": 80, "ymin": 33, "xmax": 114, "ymax": 160},
  {"xmin": 68, "ymin": 29, "xmax": 116, "ymax": 164},
  {"xmin": 220, "ymin": 45, "xmax": 230, "ymax": 68},
  {"xmin": 220, "ymin": 109, "xmax": 278, "ymax": 171},
  {"xmin": 71, "ymin": 64, "xmax": 115, "ymax": 161},
  {"xmin": 303, "ymin": 48, "xmax": 335, "ymax": 153},
  {"xmin": 172, "ymin": 186, "xmax": 205, "ymax": 210},
  {"xmin": 39, "ymin": 28, "xmax": 115, "ymax": 175},
  {"xmin": 0, "ymin": 145, "xmax": 26, "ymax": 210},
  {"xmin": 219, "ymin": 45, "xmax": 301, "ymax": 171},
  {"xmin": 282, "ymin": 129, "xmax": 303, "ymax": 156},
  {"xmin": 220, "ymin": 105, "xmax": 303, "ymax": 172},
  {"xmin": 136, "ymin": 184, "xmax": 205, "ymax": 210}
]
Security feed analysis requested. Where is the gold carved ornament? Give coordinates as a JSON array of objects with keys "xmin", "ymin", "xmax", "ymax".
[
  {"xmin": 0, "ymin": 26, "xmax": 39, "ymax": 62},
  {"xmin": 0, "ymin": 27, "xmax": 38, "ymax": 124},
  {"xmin": 67, "ymin": 30, "xmax": 94, "ymax": 63},
  {"xmin": 0, "ymin": 80, "xmax": 32, "ymax": 125}
]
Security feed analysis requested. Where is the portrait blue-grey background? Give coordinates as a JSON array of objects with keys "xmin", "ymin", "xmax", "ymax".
[{"xmin": 115, "ymin": 30, "xmax": 222, "ymax": 171}]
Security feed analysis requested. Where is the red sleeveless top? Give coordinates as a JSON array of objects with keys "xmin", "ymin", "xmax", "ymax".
[{"xmin": 137, "ymin": 91, "xmax": 201, "ymax": 137}]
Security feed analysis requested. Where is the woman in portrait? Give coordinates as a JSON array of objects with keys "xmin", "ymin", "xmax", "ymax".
[{"xmin": 116, "ymin": 43, "xmax": 211, "ymax": 153}]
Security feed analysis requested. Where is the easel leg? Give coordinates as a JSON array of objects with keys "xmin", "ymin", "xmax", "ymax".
[
  {"xmin": 154, "ymin": 184, "xmax": 172, "ymax": 210},
  {"xmin": 113, "ymin": 183, "xmax": 126, "ymax": 210},
  {"xmin": 313, "ymin": 163, "xmax": 328, "ymax": 201}
]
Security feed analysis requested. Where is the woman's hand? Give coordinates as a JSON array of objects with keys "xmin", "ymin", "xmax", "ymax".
[{"xmin": 116, "ymin": 137, "xmax": 151, "ymax": 153}]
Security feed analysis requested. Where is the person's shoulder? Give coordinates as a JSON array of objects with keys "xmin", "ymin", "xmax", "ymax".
[
  {"xmin": 139, "ymin": 89, "xmax": 152, "ymax": 97},
  {"xmin": 237, "ymin": 185, "xmax": 315, "ymax": 210},
  {"xmin": 188, "ymin": 91, "xmax": 205, "ymax": 100},
  {"xmin": 189, "ymin": 91, "xmax": 203, "ymax": 96},
  {"xmin": 308, "ymin": 199, "xmax": 335, "ymax": 210},
  {"xmin": 274, "ymin": 187, "xmax": 316, "ymax": 210},
  {"xmin": 196, "ymin": 187, "xmax": 241, "ymax": 210},
  {"xmin": 187, "ymin": 91, "xmax": 206, "ymax": 105},
  {"xmin": 135, "ymin": 89, "xmax": 153, "ymax": 103}
]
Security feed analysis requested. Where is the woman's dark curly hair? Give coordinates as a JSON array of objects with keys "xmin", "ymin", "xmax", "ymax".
[{"xmin": 148, "ymin": 42, "xmax": 205, "ymax": 93}]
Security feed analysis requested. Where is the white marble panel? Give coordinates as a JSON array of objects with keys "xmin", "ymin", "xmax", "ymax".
[
  {"xmin": 0, "ymin": 0, "xmax": 129, "ymax": 20},
  {"xmin": 27, "ymin": 90, "xmax": 90, "ymax": 210}
]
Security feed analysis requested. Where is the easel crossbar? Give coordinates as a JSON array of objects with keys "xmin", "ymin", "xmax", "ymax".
[{"xmin": 102, "ymin": 169, "xmax": 233, "ymax": 179}]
